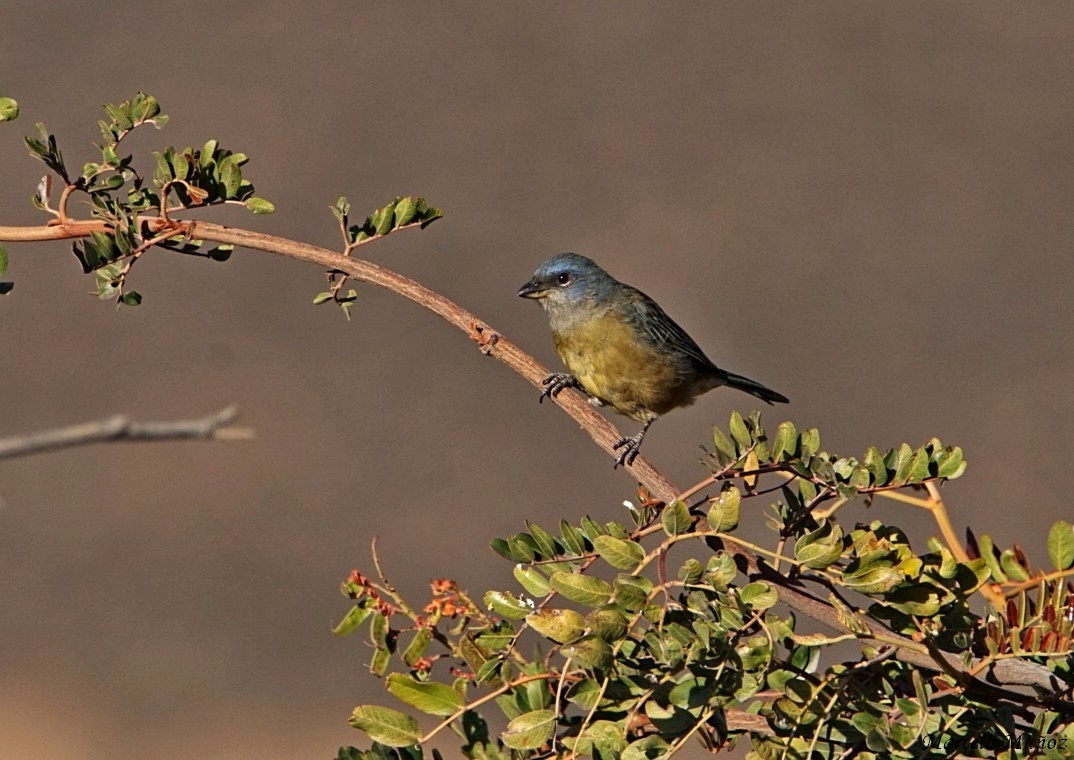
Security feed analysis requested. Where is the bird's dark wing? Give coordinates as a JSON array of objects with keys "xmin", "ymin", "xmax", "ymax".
[{"xmin": 618, "ymin": 286, "xmax": 718, "ymax": 372}]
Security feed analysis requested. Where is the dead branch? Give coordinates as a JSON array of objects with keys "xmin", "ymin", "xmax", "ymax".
[{"xmin": 0, "ymin": 405, "xmax": 251, "ymax": 460}]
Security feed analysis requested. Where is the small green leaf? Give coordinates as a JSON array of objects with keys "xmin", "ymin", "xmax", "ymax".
[
  {"xmin": 891, "ymin": 443, "xmax": 914, "ymax": 484},
  {"xmin": 458, "ymin": 635, "xmax": 492, "ymax": 681},
  {"xmin": 96, "ymin": 277, "xmax": 120, "ymax": 300},
  {"xmin": 884, "ymin": 584, "xmax": 945, "ymax": 616},
  {"xmin": 169, "ymin": 150, "xmax": 190, "ymax": 180},
  {"xmin": 484, "ymin": 590, "xmax": 533, "ymax": 619},
  {"xmin": 612, "ymin": 575, "xmax": 651, "ymax": 611},
  {"xmin": 526, "ymin": 608, "xmax": 586, "ymax": 644},
  {"xmin": 393, "ymin": 196, "xmax": 418, "ymax": 227},
  {"xmin": 332, "ymin": 603, "xmax": 373, "ymax": 637},
  {"xmin": 373, "ymin": 204, "xmax": 395, "ymax": 236},
  {"xmin": 386, "ymin": 674, "xmax": 463, "ymax": 717},
  {"xmin": 1047, "ymin": 521, "xmax": 1074, "ymax": 571},
  {"xmin": 474, "ymin": 658, "xmax": 503, "ymax": 684},
  {"xmin": 937, "ymin": 446, "xmax": 966, "ymax": 479},
  {"xmin": 417, "ymin": 200, "xmax": 443, "ymax": 228},
  {"xmin": 842, "ymin": 564, "xmax": 903, "ymax": 594},
  {"xmin": 369, "ymin": 646, "xmax": 391, "ymax": 677},
  {"xmin": 561, "ymin": 634, "xmax": 613, "ymax": 670},
  {"xmin": 473, "ymin": 626, "xmax": 512, "ymax": 652},
  {"xmin": 566, "ymin": 680, "xmax": 604, "ymax": 712},
  {"xmin": 244, "ymin": 196, "xmax": 275, "ymax": 214},
  {"xmin": 558, "ymin": 520, "xmax": 588, "ymax": 555},
  {"xmin": 217, "ymin": 155, "xmax": 242, "ymax": 197},
  {"xmin": 402, "ymin": 627, "xmax": 432, "ymax": 665},
  {"xmin": 120, "ymin": 291, "xmax": 142, "ymax": 306},
  {"xmin": 549, "ymin": 572, "xmax": 613, "ymax": 607},
  {"xmin": 513, "ymin": 564, "xmax": 552, "ymax": 597},
  {"xmin": 707, "ymin": 484, "xmax": 741, "ymax": 532},
  {"xmin": 729, "ymin": 411, "xmax": 751, "ymax": 449},
  {"xmin": 0, "ymin": 244, "xmax": 7, "ymax": 277},
  {"xmin": 977, "ymin": 533, "xmax": 1008, "ymax": 583},
  {"xmin": 661, "ymin": 500, "xmax": 691, "ymax": 536},
  {"xmin": 711, "ymin": 426, "xmax": 736, "ymax": 462},
  {"xmin": 90, "ymin": 231, "xmax": 119, "ymax": 262},
  {"xmin": 579, "ymin": 721, "xmax": 629, "ymax": 757},
  {"xmin": 580, "ymin": 515, "xmax": 608, "ymax": 542},
  {"xmin": 490, "ymin": 538, "xmax": 525, "ymax": 563},
  {"xmin": 370, "ymin": 612, "xmax": 390, "ymax": 647},
  {"xmin": 508, "ymin": 533, "xmax": 540, "ymax": 562},
  {"xmin": 0, "ymin": 96, "xmax": 18, "ymax": 122},
  {"xmin": 501, "ymin": 709, "xmax": 556, "ymax": 750},
  {"xmin": 332, "ymin": 196, "xmax": 351, "ymax": 221},
  {"xmin": 197, "ymin": 139, "xmax": 217, "ymax": 169},
  {"xmin": 773, "ymin": 420, "xmax": 797, "ymax": 461},
  {"xmin": 678, "ymin": 558, "xmax": 703, "ymax": 584},
  {"xmin": 592, "ymin": 535, "xmax": 645, "ymax": 570},
  {"xmin": 738, "ymin": 582, "xmax": 778, "ymax": 610},
  {"xmin": 585, "ymin": 607, "xmax": 629, "ymax": 642},
  {"xmin": 25, "ymin": 122, "xmax": 68, "ymax": 180},
  {"xmin": 999, "ymin": 549, "xmax": 1031, "ymax": 582},
  {"xmin": 526, "ymin": 521, "xmax": 560, "ymax": 559},
  {"xmin": 313, "ymin": 291, "xmax": 334, "ymax": 305},
  {"xmin": 907, "ymin": 448, "xmax": 930, "ymax": 482},
  {"xmin": 348, "ymin": 705, "xmax": 422, "ymax": 747},
  {"xmin": 89, "ymin": 174, "xmax": 124, "ymax": 194},
  {"xmin": 794, "ymin": 521, "xmax": 845, "ymax": 569}
]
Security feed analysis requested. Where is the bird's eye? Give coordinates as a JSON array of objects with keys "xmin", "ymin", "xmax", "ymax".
[{"xmin": 556, "ymin": 272, "xmax": 572, "ymax": 286}]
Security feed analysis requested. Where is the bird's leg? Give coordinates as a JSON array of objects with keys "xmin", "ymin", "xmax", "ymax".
[
  {"xmin": 539, "ymin": 372, "xmax": 581, "ymax": 403},
  {"xmin": 613, "ymin": 418, "xmax": 655, "ymax": 469}
]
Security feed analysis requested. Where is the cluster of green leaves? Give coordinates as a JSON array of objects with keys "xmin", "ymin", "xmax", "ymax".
[
  {"xmin": 336, "ymin": 414, "xmax": 1074, "ymax": 759},
  {"xmin": 707, "ymin": 411, "xmax": 965, "ymax": 498},
  {"xmin": 8, "ymin": 92, "xmax": 443, "ymax": 310},
  {"xmin": 331, "ymin": 195, "xmax": 443, "ymax": 247},
  {"xmin": 971, "ymin": 522, "xmax": 1074, "ymax": 587},
  {"xmin": 315, "ymin": 195, "xmax": 443, "ymax": 319},
  {"xmin": 149, "ymin": 142, "xmax": 273, "ymax": 214},
  {"xmin": 840, "ymin": 522, "xmax": 987, "ymax": 640},
  {"xmin": 20, "ymin": 92, "xmax": 271, "ymax": 305}
]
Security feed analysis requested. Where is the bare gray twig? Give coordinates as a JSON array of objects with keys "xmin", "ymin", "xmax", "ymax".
[{"xmin": 0, "ymin": 406, "xmax": 251, "ymax": 461}]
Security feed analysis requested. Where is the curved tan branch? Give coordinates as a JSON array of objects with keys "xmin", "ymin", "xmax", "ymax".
[
  {"xmin": 0, "ymin": 219, "xmax": 677, "ymax": 499},
  {"xmin": 193, "ymin": 221, "xmax": 680, "ymax": 498}
]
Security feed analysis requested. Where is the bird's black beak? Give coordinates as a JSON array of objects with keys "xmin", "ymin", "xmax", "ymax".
[{"xmin": 517, "ymin": 279, "xmax": 544, "ymax": 299}]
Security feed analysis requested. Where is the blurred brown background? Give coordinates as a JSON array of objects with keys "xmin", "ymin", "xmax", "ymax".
[{"xmin": 1, "ymin": 2, "xmax": 1072, "ymax": 758}]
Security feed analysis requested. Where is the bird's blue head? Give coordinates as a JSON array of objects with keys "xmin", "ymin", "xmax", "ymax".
[{"xmin": 517, "ymin": 253, "xmax": 618, "ymax": 317}]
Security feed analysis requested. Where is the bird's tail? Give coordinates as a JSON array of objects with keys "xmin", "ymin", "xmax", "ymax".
[{"xmin": 723, "ymin": 372, "xmax": 789, "ymax": 405}]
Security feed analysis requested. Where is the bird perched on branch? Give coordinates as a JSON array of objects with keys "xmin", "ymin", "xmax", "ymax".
[{"xmin": 518, "ymin": 253, "xmax": 788, "ymax": 468}]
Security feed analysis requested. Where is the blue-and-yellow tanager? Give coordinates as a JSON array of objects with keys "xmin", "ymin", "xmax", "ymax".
[{"xmin": 519, "ymin": 253, "xmax": 788, "ymax": 467}]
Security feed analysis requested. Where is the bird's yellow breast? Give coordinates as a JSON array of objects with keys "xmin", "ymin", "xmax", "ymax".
[{"xmin": 552, "ymin": 311, "xmax": 687, "ymax": 420}]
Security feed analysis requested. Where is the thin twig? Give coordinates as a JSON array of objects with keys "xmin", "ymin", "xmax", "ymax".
[
  {"xmin": 0, "ymin": 406, "xmax": 251, "ymax": 460},
  {"xmin": 368, "ymin": 537, "xmax": 421, "ymax": 622}
]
